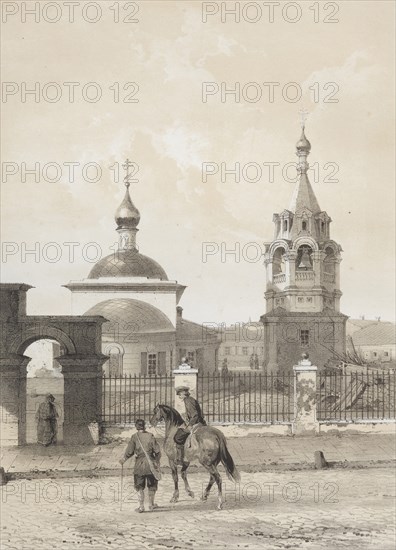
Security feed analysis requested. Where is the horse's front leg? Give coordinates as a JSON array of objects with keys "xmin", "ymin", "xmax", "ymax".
[
  {"xmin": 169, "ymin": 462, "xmax": 179, "ymax": 503},
  {"xmin": 181, "ymin": 462, "xmax": 194, "ymax": 498}
]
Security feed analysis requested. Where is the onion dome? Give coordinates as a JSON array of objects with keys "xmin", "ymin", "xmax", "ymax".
[
  {"xmin": 296, "ymin": 126, "xmax": 311, "ymax": 153},
  {"xmin": 115, "ymin": 183, "xmax": 140, "ymax": 229},
  {"xmin": 87, "ymin": 158, "xmax": 168, "ymax": 280}
]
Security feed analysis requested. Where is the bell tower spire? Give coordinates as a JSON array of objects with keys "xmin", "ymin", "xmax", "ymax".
[
  {"xmin": 288, "ymin": 113, "xmax": 321, "ymax": 232},
  {"xmin": 115, "ymin": 159, "xmax": 141, "ymax": 251}
]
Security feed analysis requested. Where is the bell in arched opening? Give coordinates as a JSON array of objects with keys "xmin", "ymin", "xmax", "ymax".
[{"xmin": 297, "ymin": 246, "xmax": 312, "ymax": 270}]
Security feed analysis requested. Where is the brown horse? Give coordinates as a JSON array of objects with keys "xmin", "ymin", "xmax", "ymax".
[{"xmin": 150, "ymin": 404, "xmax": 240, "ymax": 510}]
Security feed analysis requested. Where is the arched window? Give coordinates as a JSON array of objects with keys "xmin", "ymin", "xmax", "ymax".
[
  {"xmin": 272, "ymin": 247, "xmax": 286, "ymax": 275},
  {"xmin": 106, "ymin": 346, "xmax": 123, "ymax": 376},
  {"xmin": 302, "ymin": 221, "xmax": 307, "ymax": 231},
  {"xmin": 283, "ymin": 220, "xmax": 288, "ymax": 232}
]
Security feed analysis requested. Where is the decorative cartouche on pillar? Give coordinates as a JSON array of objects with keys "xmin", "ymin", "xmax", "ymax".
[{"xmin": 115, "ymin": 159, "xmax": 141, "ymax": 251}]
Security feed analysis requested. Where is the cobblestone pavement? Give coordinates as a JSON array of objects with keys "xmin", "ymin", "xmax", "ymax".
[{"xmin": 1, "ymin": 467, "xmax": 395, "ymax": 549}]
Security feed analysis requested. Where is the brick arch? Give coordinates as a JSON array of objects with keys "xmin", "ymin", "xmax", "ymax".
[
  {"xmin": 1, "ymin": 284, "xmax": 107, "ymax": 446},
  {"xmin": 10, "ymin": 326, "xmax": 77, "ymax": 356}
]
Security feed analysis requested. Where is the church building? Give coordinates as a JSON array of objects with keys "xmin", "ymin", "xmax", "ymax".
[
  {"xmin": 65, "ymin": 161, "xmax": 218, "ymax": 375},
  {"xmin": 261, "ymin": 126, "xmax": 348, "ymax": 372}
]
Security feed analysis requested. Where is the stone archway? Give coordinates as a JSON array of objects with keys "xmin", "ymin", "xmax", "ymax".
[
  {"xmin": 0, "ymin": 284, "xmax": 107, "ymax": 446},
  {"xmin": 24, "ymin": 339, "xmax": 65, "ymax": 445}
]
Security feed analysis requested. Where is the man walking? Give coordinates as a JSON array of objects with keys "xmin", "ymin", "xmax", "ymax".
[
  {"xmin": 36, "ymin": 393, "xmax": 58, "ymax": 446},
  {"xmin": 174, "ymin": 386, "xmax": 206, "ymax": 464},
  {"xmin": 119, "ymin": 419, "xmax": 161, "ymax": 513}
]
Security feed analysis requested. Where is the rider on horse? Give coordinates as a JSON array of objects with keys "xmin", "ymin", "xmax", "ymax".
[{"xmin": 174, "ymin": 386, "xmax": 206, "ymax": 464}]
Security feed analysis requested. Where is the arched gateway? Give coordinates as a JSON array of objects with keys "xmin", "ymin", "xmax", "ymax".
[{"xmin": 0, "ymin": 283, "xmax": 107, "ymax": 445}]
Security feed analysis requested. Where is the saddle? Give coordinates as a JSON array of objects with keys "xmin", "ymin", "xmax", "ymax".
[{"xmin": 185, "ymin": 424, "xmax": 203, "ymax": 449}]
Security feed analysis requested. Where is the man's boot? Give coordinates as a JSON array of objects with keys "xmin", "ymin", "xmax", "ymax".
[
  {"xmin": 135, "ymin": 489, "xmax": 145, "ymax": 513},
  {"xmin": 176, "ymin": 444, "xmax": 184, "ymax": 465},
  {"xmin": 148, "ymin": 489, "xmax": 158, "ymax": 511}
]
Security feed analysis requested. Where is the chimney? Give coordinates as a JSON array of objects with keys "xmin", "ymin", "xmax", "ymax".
[{"xmin": 176, "ymin": 306, "xmax": 183, "ymax": 320}]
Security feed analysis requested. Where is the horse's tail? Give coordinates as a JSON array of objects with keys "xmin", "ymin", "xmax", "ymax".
[{"xmin": 219, "ymin": 434, "xmax": 240, "ymax": 483}]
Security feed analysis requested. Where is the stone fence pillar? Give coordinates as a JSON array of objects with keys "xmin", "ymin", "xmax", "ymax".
[
  {"xmin": 57, "ymin": 354, "xmax": 107, "ymax": 445},
  {"xmin": 293, "ymin": 354, "xmax": 319, "ymax": 435},
  {"xmin": 0, "ymin": 355, "xmax": 30, "ymax": 446},
  {"xmin": 172, "ymin": 363, "xmax": 198, "ymax": 416}
]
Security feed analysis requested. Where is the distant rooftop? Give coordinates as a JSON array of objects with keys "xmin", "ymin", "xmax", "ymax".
[
  {"xmin": 352, "ymin": 322, "xmax": 396, "ymax": 347},
  {"xmin": 346, "ymin": 319, "xmax": 382, "ymax": 337}
]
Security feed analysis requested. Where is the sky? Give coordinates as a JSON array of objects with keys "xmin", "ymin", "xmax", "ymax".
[{"xmin": 1, "ymin": 0, "xmax": 395, "ymax": 325}]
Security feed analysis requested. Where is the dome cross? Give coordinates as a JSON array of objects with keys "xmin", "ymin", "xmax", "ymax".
[
  {"xmin": 122, "ymin": 158, "xmax": 138, "ymax": 189},
  {"xmin": 299, "ymin": 107, "xmax": 309, "ymax": 129}
]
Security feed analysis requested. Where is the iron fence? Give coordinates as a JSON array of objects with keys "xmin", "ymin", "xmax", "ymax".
[
  {"xmin": 317, "ymin": 370, "xmax": 396, "ymax": 421},
  {"xmin": 101, "ymin": 372, "xmax": 294, "ymax": 424},
  {"xmin": 101, "ymin": 370, "xmax": 396, "ymax": 425},
  {"xmin": 197, "ymin": 372, "xmax": 294, "ymax": 423},
  {"xmin": 101, "ymin": 374, "xmax": 174, "ymax": 424}
]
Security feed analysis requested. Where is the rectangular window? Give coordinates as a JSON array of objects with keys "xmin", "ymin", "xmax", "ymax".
[
  {"xmin": 225, "ymin": 347, "xmax": 230, "ymax": 355},
  {"xmin": 373, "ymin": 352, "xmax": 377, "ymax": 358},
  {"xmin": 300, "ymin": 330, "xmax": 309, "ymax": 346},
  {"xmin": 148, "ymin": 353, "xmax": 157, "ymax": 376},
  {"xmin": 242, "ymin": 347, "xmax": 248, "ymax": 355},
  {"xmin": 384, "ymin": 352, "xmax": 389, "ymax": 357}
]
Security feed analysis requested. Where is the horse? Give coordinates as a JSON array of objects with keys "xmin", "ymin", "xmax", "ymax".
[{"xmin": 150, "ymin": 404, "xmax": 240, "ymax": 510}]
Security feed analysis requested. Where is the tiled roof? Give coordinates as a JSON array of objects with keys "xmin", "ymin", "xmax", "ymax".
[
  {"xmin": 288, "ymin": 172, "xmax": 321, "ymax": 214},
  {"xmin": 176, "ymin": 319, "xmax": 218, "ymax": 344},
  {"xmin": 352, "ymin": 322, "xmax": 396, "ymax": 346},
  {"xmin": 84, "ymin": 298, "xmax": 174, "ymax": 333},
  {"xmin": 88, "ymin": 250, "xmax": 168, "ymax": 280},
  {"xmin": 346, "ymin": 319, "xmax": 379, "ymax": 337}
]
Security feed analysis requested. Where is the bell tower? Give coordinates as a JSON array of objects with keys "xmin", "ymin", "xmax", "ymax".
[{"xmin": 261, "ymin": 122, "xmax": 347, "ymax": 372}]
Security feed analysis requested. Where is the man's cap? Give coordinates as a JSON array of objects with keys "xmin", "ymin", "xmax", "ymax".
[
  {"xmin": 135, "ymin": 418, "xmax": 145, "ymax": 428},
  {"xmin": 175, "ymin": 386, "xmax": 190, "ymax": 394}
]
